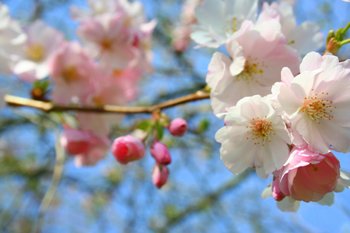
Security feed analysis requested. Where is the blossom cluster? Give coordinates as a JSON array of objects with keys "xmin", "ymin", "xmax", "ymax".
[
  {"xmin": 2, "ymin": 0, "xmax": 350, "ymax": 203},
  {"xmin": 193, "ymin": 0, "xmax": 350, "ymax": 210},
  {"xmin": 0, "ymin": 0, "xmax": 155, "ymax": 167}
]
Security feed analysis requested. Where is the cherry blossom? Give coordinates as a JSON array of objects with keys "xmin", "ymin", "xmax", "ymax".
[
  {"xmin": 13, "ymin": 20, "xmax": 65, "ymax": 81},
  {"xmin": 61, "ymin": 127, "xmax": 111, "ymax": 166},
  {"xmin": 276, "ymin": 52, "xmax": 350, "ymax": 153},
  {"xmin": 207, "ymin": 18, "xmax": 299, "ymax": 116},
  {"xmin": 75, "ymin": 0, "xmax": 155, "ymax": 72},
  {"xmin": 172, "ymin": 0, "xmax": 201, "ymax": 52},
  {"xmin": 0, "ymin": 3, "xmax": 26, "ymax": 74},
  {"xmin": 272, "ymin": 146, "xmax": 340, "ymax": 202},
  {"xmin": 191, "ymin": 0, "xmax": 258, "ymax": 48},
  {"xmin": 258, "ymin": 2, "xmax": 323, "ymax": 55},
  {"xmin": 48, "ymin": 42, "xmax": 97, "ymax": 105},
  {"xmin": 215, "ymin": 95, "xmax": 291, "ymax": 177}
]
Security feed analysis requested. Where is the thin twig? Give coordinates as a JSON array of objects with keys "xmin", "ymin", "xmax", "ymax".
[
  {"xmin": 155, "ymin": 170, "xmax": 252, "ymax": 233},
  {"xmin": 33, "ymin": 134, "xmax": 66, "ymax": 233},
  {"xmin": 4, "ymin": 90, "xmax": 210, "ymax": 114}
]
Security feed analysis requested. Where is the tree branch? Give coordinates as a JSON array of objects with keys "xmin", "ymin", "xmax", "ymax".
[
  {"xmin": 155, "ymin": 170, "xmax": 252, "ymax": 233},
  {"xmin": 4, "ymin": 90, "xmax": 210, "ymax": 114}
]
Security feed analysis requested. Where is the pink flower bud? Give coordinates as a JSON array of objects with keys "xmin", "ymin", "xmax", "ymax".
[
  {"xmin": 168, "ymin": 118, "xmax": 188, "ymax": 137},
  {"xmin": 150, "ymin": 141, "xmax": 171, "ymax": 165},
  {"xmin": 273, "ymin": 146, "xmax": 340, "ymax": 202},
  {"xmin": 112, "ymin": 135, "xmax": 145, "ymax": 164},
  {"xmin": 272, "ymin": 176, "xmax": 286, "ymax": 201},
  {"xmin": 152, "ymin": 165, "xmax": 169, "ymax": 189},
  {"xmin": 60, "ymin": 128, "xmax": 91, "ymax": 155}
]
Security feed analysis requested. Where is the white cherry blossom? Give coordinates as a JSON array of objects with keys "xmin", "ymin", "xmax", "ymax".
[
  {"xmin": 191, "ymin": 0, "xmax": 258, "ymax": 48},
  {"xmin": 13, "ymin": 21, "xmax": 65, "ymax": 81},
  {"xmin": 258, "ymin": 2, "xmax": 323, "ymax": 55},
  {"xmin": 0, "ymin": 3, "xmax": 26, "ymax": 74},
  {"xmin": 216, "ymin": 95, "xmax": 291, "ymax": 178}
]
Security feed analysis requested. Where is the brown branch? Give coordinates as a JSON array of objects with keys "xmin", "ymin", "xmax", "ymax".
[
  {"xmin": 154, "ymin": 170, "xmax": 252, "ymax": 233},
  {"xmin": 4, "ymin": 90, "xmax": 210, "ymax": 114}
]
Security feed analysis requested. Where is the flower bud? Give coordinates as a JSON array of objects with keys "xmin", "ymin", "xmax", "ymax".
[
  {"xmin": 272, "ymin": 176, "xmax": 286, "ymax": 201},
  {"xmin": 168, "ymin": 118, "xmax": 188, "ymax": 137},
  {"xmin": 152, "ymin": 165, "xmax": 169, "ymax": 189},
  {"xmin": 60, "ymin": 128, "xmax": 91, "ymax": 155},
  {"xmin": 112, "ymin": 135, "xmax": 145, "ymax": 164},
  {"xmin": 150, "ymin": 141, "xmax": 171, "ymax": 165},
  {"xmin": 272, "ymin": 146, "xmax": 340, "ymax": 202}
]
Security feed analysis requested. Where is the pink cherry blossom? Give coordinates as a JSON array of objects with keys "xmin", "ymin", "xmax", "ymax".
[
  {"xmin": 60, "ymin": 127, "xmax": 111, "ymax": 166},
  {"xmin": 75, "ymin": 0, "xmax": 155, "ymax": 73},
  {"xmin": 152, "ymin": 165, "xmax": 169, "ymax": 189},
  {"xmin": 112, "ymin": 135, "xmax": 145, "ymax": 164},
  {"xmin": 207, "ymin": 18, "xmax": 299, "ymax": 116},
  {"xmin": 74, "ymin": 140, "xmax": 110, "ymax": 167},
  {"xmin": 78, "ymin": 14, "xmax": 138, "ymax": 70},
  {"xmin": 151, "ymin": 141, "xmax": 172, "ymax": 165},
  {"xmin": 168, "ymin": 118, "xmax": 188, "ymax": 137},
  {"xmin": 48, "ymin": 42, "xmax": 97, "ymax": 105},
  {"xmin": 60, "ymin": 127, "xmax": 92, "ymax": 155},
  {"xmin": 172, "ymin": 0, "xmax": 201, "ymax": 52},
  {"xmin": 272, "ymin": 146, "xmax": 340, "ymax": 202},
  {"xmin": 276, "ymin": 52, "xmax": 350, "ymax": 153}
]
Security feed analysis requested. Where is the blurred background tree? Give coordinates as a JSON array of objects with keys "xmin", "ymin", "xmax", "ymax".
[{"xmin": 1, "ymin": 0, "xmax": 350, "ymax": 233}]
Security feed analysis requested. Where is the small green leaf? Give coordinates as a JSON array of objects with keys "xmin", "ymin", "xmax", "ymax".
[
  {"xmin": 164, "ymin": 204, "xmax": 179, "ymax": 219},
  {"xmin": 198, "ymin": 119, "xmax": 210, "ymax": 133},
  {"xmin": 136, "ymin": 120, "xmax": 153, "ymax": 132},
  {"xmin": 155, "ymin": 122, "xmax": 164, "ymax": 140}
]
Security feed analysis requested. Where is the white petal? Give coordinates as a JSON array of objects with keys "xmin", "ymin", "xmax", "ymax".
[
  {"xmin": 277, "ymin": 83, "xmax": 303, "ymax": 116},
  {"xmin": 294, "ymin": 116, "xmax": 329, "ymax": 153},
  {"xmin": 277, "ymin": 197, "xmax": 300, "ymax": 212},
  {"xmin": 319, "ymin": 120, "xmax": 350, "ymax": 152},
  {"xmin": 299, "ymin": 51, "xmax": 322, "ymax": 72}
]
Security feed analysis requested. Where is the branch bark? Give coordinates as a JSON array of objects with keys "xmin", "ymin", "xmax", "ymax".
[
  {"xmin": 154, "ymin": 170, "xmax": 252, "ymax": 233},
  {"xmin": 4, "ymin": 90, "xmax": 210, "ymax": 114}
]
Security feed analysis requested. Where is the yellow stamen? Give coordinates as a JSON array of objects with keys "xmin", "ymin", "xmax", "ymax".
[
  {"xmin": 100, "ymin": 38, "xmax": 113, "ymax": 51},
  {"xmin": 61, "ymin": 66, "xmax": 78, "ymax": 82},
  {"xmin": 26, "ymin": 44, "xmax": 45, "ymax": 62},
  {"xmin": 236, "ymin": 61, "xmax": 264, "ymax": 82},
  {"xmin": 300, "ymin": 93, "xmax": 333, "ymax": 122},
  {"xmin": 113, "ymin": 69, "xmax": 124, "ymax": 78},
  {"xmin": 248, "ymin": 118, "xmax": 273, "ymax": 144}
]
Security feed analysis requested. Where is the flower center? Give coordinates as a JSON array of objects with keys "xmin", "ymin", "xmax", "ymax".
[
  {"xmin": 236, "ymin": 60, "xmax": 264, "ymax": 82},
  {"xmin": 300, "ymin": 95, "xmax": 333, "ymax": 122},
  {"xmin": 100, "ymin": 38, "xmax": 113, "ymax": 51},
  {"xmin": 248, "ymin": 118, "xmax": 273, "ymax": 144},
  {"xmin": 62, "ymin": 66, "xmax": 79, "ymax": 82},
  {"xmin": 26, "ymin": 44, "xmax": 45, "ymax": 62},
  {"xmin": 113, "ymin": 69, "xmax": 124, "ymax": 78}
]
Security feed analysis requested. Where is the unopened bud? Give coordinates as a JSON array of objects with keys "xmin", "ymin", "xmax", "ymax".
[
  {"xmin": 151, "ymin": 141, "xmax": 171, "ymax": 165},
  {"xmin": 152, "ymin": 164, "xmax": 169, "ymax": 189},
  {"xmin": 112, "ymin": 135, "xmax": 145, "ymax": 164},
  {"xmin": 168, "ymin": 118, "xmax": 188, "ymax": 137}
]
